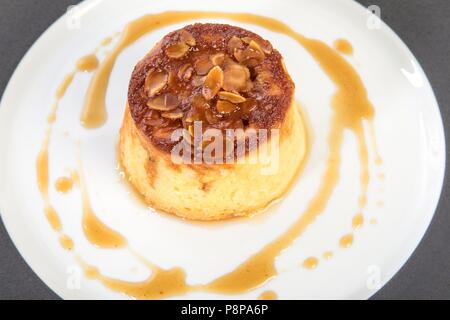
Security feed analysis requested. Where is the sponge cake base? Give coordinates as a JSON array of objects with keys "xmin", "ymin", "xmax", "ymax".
[{"xmin": 119, "ymin": 102, "xmax": 307, "ymax": 221}]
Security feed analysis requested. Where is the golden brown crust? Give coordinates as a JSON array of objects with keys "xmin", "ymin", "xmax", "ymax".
[{"xmin": 128, "ymin": 23, "xmax": 295, "ymax": 155}]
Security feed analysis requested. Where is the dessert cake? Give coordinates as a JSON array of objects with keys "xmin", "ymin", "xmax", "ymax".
[{"xmin": 119, "ymin": 23, "xmax": 307, "ymax": 220}]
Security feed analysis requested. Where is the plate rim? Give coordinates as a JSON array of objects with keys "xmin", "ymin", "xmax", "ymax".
[{"xmin": 0, "ymin": 0, "xmax": 446, "ymax": 300}]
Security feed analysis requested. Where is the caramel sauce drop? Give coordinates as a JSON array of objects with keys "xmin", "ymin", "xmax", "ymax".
[
  {"xmin": 101, "ymin": 36, "xmax": 113, "ymax": 46},
  {"xmin": 59, "ymin": 234, "xmax": 74, "ymax": 251},
  {"xmin": 352, "ymin": 214, "xmax": 364, "ymax": 230},
  {"xmin": 258, "ymin": 290, "xmax": 278, "ymax": 300},
  {"xmin": 76, "ymin": 54, "xmax": 99, "ymax": 72},
  {"xmin": 334, "ymin": 39, "xmax": 353, "ymax": 55},
  {"xmin": 45, "ymin": 205, "xmax": 62, "ymax": 232},
  {"xmin": 55, "ymin": 177, "xmax": 73, "ymax": 193},
  {"xmin": 339, "ymin": 234, "xmax": 354, "ymax": 248},
  {"xmin": 303, "ymin": 257, "xmax": 319, "ymax": 270},
  {"xmin": 56, "ymin": 72, "xmax": 75, "ymax": 99},
  {"xmin": 323, "ymin": 251, "xmax": 333, "ymax": 260}
]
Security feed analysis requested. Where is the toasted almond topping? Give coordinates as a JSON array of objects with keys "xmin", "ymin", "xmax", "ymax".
[
  {"xmin": 219, "ymin": 91, "xmax": 246, "ymax": 103},
  {"xmin": 180, "ymin": 30, "xmax": 196, "ymax": 46},
  {"xmin": 153, "ymin": 127, "xmax": 174, "ymax": 141},
  {"xmin": 242, "ymin": 37, "xmax": 272, "ymax": 54},
  {"xmin": 241, "ymin": 37, "xmax": 253, "ymax": 44},
  {"xmin": 194, "ymin": 55, "xmax": 214, "ymax": 75},
  {"xmin": 191, "ymin": 75, "xmax": 206, "ymax": 87},
  {"xmin": 203, "ymin": 66, "xmax": 224, "ymax": 100},
  {"xmin": 210, "ymin": 52, "xmax": 225, "ymax": 66},
  {"xmin": 144, "ymin": 70, "xmax": 168, "ymax": 97},
  {"xmin": 259, "ymin": 41, "xmax": 273, "ymax": 54},
  {"xmin": 167, "ymin": 71, "xmax": 178, "ymax": 88},
  {"xmin": 147, "ymin": 93, "xmax": 179, "ymax": 111},
  {"xmin": 178, "ymin": 63, "xmax": 194, "ymax": 81},
  {"xmin": 143, "ymin": 110, "xmax": 164, "ymax": 126},
  {"xmin": 216, "ymin": 100, "xmax": 238, "ymax": 114},
  {"xmin": 166, "ymin": 42, "xmax": 189, "ymax": 59},
  {"xmin": 223, "ymin": 63, "xmax": 250, "ymax": 92},
  {"xmin": 205, "ymin": 109, "xmax": 219, "ymax": 124},
  {"xmin": 184, "ymin": 102, "xmax": 205, "ymax": 123},
  {"xmin": 228, "ymin": 36, "xmax": 244, "ymax": 52},
  {"xmin": 248, "ymin": 40, "xmax": 265, "ymax": 56},
  {"xmin": 255, "ymin": 68, "xmax": 272, "ymax": 84},
  {"xmin": 234, "ymin": 40, "xmax": 265, "ymax": 66},
  {"xmin": 240, "ymin": 98, "xmax": 257, "ymax": 115},
  {"xmin": 164, "ymin": 93, "xmax": 180, "ymax": 109},
  {"xmin": 192, "ymin": 95, "xmax": 209, "ymax": 110},
  {"xmin": 161, "ymin": 109, "xmax": 183, "ymax": 119}
]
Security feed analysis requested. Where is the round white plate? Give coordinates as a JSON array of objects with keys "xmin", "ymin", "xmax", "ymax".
[{"xmin": 0, "ymin": 0, "xmax": 445, "ymax": 300}]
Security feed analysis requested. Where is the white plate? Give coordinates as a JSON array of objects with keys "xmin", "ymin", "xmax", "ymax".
[{"xmin": 0, "ymin": 0, "xmax": 445, "ymax": 299}]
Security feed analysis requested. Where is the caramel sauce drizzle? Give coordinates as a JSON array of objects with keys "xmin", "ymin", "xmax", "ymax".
[
  {"xmin": 36, "ymin": 131, "xmax": 73, "ymax": 250},
  {"xmin": 36, "ymin": 49, "xmax": 106, "ymax": 251},
  {"xmin": 303, "ymin": 257, "xmax": 319, "ymax": 270},
  {"xmin": 333, "ymin": 39, "xmax": 353, "ymax": 55},
  {"xmin": 352, "ymin": 213, "xmax": 364, "ymax": 230},
  {"xmin": 76, "ymin": 54, "xmax": 100, "ymax": 73},
  {"xmin": 55, "ymin": 176, "xmax": 74, "ymax": 193},
  {"xmin": 79, "ymin": 167, "xmax": 127, "ymax": 249},
  {"xmin": 258, "ymin": 290, "xmax": 278, "ymax": 300},
  {"xmin": 37, "ymin": 11, "xmax": 381, "ymax": 299},
  {"xmin": 339, "ymin": 234, "xmax": 354, "ymax": 248}
]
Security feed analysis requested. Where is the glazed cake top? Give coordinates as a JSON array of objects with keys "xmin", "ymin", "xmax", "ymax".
[{"xmin": 128, "ymin": 23, "xmax": 295, "ymax": 153}]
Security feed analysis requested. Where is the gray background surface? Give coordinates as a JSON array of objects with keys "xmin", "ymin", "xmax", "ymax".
[{"xmin": 0, "ymin": 0, "xmax": 449, "ymax": 300}]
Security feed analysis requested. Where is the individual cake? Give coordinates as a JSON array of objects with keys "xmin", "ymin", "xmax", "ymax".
[{"xmin": 119, "ymin": 23, "xmax": 307, "ymax": 220}]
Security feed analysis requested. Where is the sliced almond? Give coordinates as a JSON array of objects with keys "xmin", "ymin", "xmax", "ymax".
[
  {"xmin": 255, "ymin": 68, "xmax": 272, "ymax": 84},
  {"xmin": 259, "ymin": 40, "xmax": 273, "ymax": 54},
  {"xmin": 184, "ymin": 104, "xmax": 205, "ymax": 123},
  {"xmin": 153, "ymin": 127, "xmax": 175, "ymax": 141},
  {"xmin": 178, "ymin": 63, "xmax": 194, "ymax": 81},
  {"xmin": 241, "ymin": 37, "xmax": 253, "ymax": 44},
  {"xmin": 143, "ymin": 110, "xmax": 164, "ymax": 126},
  {"xmin": 144, "ymin": 70, "xmax": 168, "ymax": 97},
  {"xmin": 202, "ymin": 66, "xmax": 224, "ymax": 100},
  {"xmin": 216, "ymin": 100, "xmax": 238, "ymax": 114},
  {"xmin": 234, "ymin": 40, "xmax": 265, "ymax": 66},
  {"xmin": 147, "ymin": 93, "xmax": 179, "ymax": 111},
  {"xmin": 205, "ymin": 109, "xmax": 219, "ymax": 124},
  {"xmin": 242, "ymin": 37, "xmax": 272, "ymax": 54},
  {"xmin": 218, "ymin": 91, "xmax": 246, "ymax": 103},
  {"xmin": 192, "ymin": 95, "xmax": 209, "ymax": 110},
  {"xmin": 147, "ymin": 96, "xmax": 167, "ymax": 111},
  {"xmin": 166, "ymin": 42, "xmax": 189, "ymax": 59},
  {"xmin": 161, "ymin": 109, "xmax": 183, "ymax": 119},
  {"xmin": 194, "ymin": 55, "xmax": 214, "ymax": 75},
  {"xmin": 240, "ymin": 98, "xmax": 257, "ymax": 115},
  {"xmin": 164, "ymin": 93, "xmax": 180, "ymax": 109},
  {"xmin": 228, "ymin": 36, "xmax": 244, "ymax": 52},
  {"xmin": 180, "ymin": 30, "xmax": 196, "ymax": 46},
  {"xmin": 167, "ymin": 71, "xmax": 178, "ymax": 89},
  {"xmin": 223, "ymin": 63, "xmax": 250, "ymax": 92},
  {"xmin": 210, "ymin": 52, "xmax": 225, "ymax": 66}
]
